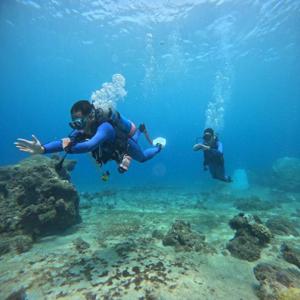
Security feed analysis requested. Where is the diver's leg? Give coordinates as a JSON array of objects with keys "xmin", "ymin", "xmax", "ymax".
[
  {"xmin": 132, "ymin": 129, "xmax": 142, "ymax": 143},
  {"xmin": 132, "ymin": 123, "xmax": 152, "ymax": 145},
  {"xmin": 215, "ymin": 164, "xmax": 227, "ymax": 181},
  {"xmin": 128, "ymin": 139, "xmax": 161, "ymax": 162},
  {"xmin": 208, "ymin": 164, "xmax": 218, "ymax": 179},
  {"xmin": 214, "ymin": 162, "xmax": 231, "ymax": 182}
]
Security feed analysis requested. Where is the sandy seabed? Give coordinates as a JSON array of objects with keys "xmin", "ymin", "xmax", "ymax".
[{"xmin": 0, "ymin": 186, "xmax": 299, "ymax": 300}]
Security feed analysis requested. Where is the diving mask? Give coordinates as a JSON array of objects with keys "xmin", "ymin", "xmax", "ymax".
[
  {"xmin": 203, "ymin": 133, "xmax": 212, "ymax": 142},
  {"xmin": 69, "ymin": 116, "xmax": 87, "ymax": 130}
]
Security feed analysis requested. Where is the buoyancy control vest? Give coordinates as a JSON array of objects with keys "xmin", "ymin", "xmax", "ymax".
[
  {"xmin": 203, "ymin": 136, "xmax": 224, "ymax": 165},
  {"xmin": 88, "ymin": 108, "xmax": 134, "ymax": 166}
]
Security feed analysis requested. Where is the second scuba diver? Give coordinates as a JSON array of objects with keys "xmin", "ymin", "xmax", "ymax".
[
  {"xmin": 15, "ymin": 100, "xmax": 166, "ymax": 174},
  {"xmin": 193, "ymin": 128, "xmax": 232, "ymax": 183}
]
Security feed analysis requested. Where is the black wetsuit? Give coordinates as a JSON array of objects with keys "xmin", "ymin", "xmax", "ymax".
[{"xmin": 203, "ymin": 138, "xmax": 229, "ymax": 182}]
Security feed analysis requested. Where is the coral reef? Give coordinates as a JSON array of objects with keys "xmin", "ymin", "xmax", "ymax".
[
  {"xmin": 226, "ymin": 213, "xmax": 272, "ymax": 261},
  {"xmin": 0, "ymin": 188, "xmax": 268, "ymax": 299},
  {"xmin": 0, "ymin": 155, "xmax": 80, "ymax": 254},
  {"xmin": 278, "ymin": 288, "xmax": 300, "ymax": 300},
  {"xmin": 281, "ymin": 243, "xmax": 300, "ymax": 269},
  {"xmin": 254, "ymin": 263, "xmax": 300, "ymax": 300},
  {"xmin": 272, "ymin": 157, "xmax": 300, "ymax": 192},
  {"xmin": 162, "ymin": 220, "xmax": 212, "ymax": 253},
  {"xmin": 234, "ymin": 195, "xmax": 278, "ymax": 211},
  {"xmin": 266, "ymin": 216, "xmax": 299, "ymax": 237},
  {"xmin": 2, "ymin": 181, "xmax": 300, "ymax": 299}
]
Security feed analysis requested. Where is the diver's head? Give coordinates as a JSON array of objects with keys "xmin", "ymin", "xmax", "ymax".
[
  {"xmin": 203, "ymin": 128, "xmax": 214, "ymax": 143},
  {"xmin": 69, "ymin": 100, "xmax": 95, "ymax": 130}
]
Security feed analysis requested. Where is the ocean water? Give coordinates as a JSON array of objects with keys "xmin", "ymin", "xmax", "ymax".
[
  {"xmin": 1, "ymin": 0, "xmax": 299, "ymax": 190},
  {"xmin": 0, "ymin": 1, "xmax": 300, "ymax": 300}
]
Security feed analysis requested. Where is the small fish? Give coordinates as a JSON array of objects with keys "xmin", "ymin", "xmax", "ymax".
[{"xmin": 101, "ymin": 171, "xmax": 110, "ymax": 182}]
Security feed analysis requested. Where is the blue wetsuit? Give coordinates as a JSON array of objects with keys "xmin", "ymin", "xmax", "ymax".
[
  {"xmin": 43, "ymin": 122, "xmax": 115, "ymax": 154},
  {"xmin": 203, "ymin": 139, "xmax": 229, "ymax": 182},
  {"xmin": 128, "ymin": 129, "xmax": 160, "ymax": 162},
  {"xmin": 43, "ymin": 115, "xmax": 161, "ymax": 163}
]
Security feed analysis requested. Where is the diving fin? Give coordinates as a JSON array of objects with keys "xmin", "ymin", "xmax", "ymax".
[{"xmin": 153, "ymin": 137, "xmax": 166, "ymax": 148}]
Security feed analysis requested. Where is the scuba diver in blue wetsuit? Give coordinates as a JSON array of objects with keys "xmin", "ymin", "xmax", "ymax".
[
  {"xmin": 15, "ymin": 100, "xmax": 165, "ymax": 174},
  {"xmin": 193, "ymin": 128, "xmax": 231, "ymax": 183}
]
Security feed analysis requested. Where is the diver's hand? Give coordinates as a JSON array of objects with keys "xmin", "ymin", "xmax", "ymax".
[
  {"xmin": 62, "ymin": 138, "xmax": 71, "ymax": 150},
  {"xmin": 193, "ymin": 143, "xmax": 202, "ymax": 151},
  {"xmin": 201, "ymin": 144, "xmax": 210, "ymax": 151},
  {"xmin": 193, "ymin": 143, "xmax": 210, "ymax": 151},
  {"xmin": 14, "ymin": 135, "xmax": 44, "ymax": 154}
]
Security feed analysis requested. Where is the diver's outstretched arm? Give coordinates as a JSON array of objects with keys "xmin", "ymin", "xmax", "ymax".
[
  {"xmin": 15, "ymin": 122, "xmax": 116, "ymax": 155},
  {"xmin": 15, "ymin": 130, "xmax": 83, "ymax": 154}
]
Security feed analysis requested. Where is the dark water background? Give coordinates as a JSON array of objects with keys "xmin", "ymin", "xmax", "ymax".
[{"xmin": 1, "ymin": 0, "xmax": 299, "ymax": 191}]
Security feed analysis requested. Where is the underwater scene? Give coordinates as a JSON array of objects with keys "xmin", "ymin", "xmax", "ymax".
[{"xmin": 1, "ymin": 0, "xmax": 300, "ymax": 299}]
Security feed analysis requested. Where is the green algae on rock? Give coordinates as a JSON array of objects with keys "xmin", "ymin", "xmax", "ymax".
[
  {"xmin": 227, "ymin": 213, "xmax": 272, "ymax": 261},
  {"xmin": 281, "ymin": 242, "xmax": 300, "ymax": 269},
  {"xmin": 0, "ymin": 155, "xmax": 80, "ymax": 254},
  {"xmin": 266, "ymin": 216, "xmax": 299, "ymax": 237},
  {"xmin": 162, "ymin": 219, "xmax": 213, "ymax": 253},
  {"xmin": 254, "ymin": 263, "xmax": 300, "ymax": 300}
]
